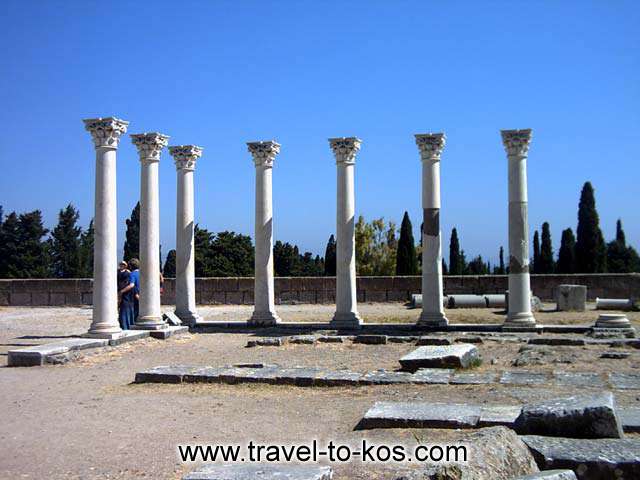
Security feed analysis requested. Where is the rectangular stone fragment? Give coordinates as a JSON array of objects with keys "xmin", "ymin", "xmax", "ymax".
[
  {"xmin": 411, "ymin": 368, "xmax": 452, "ymax": 384},
  {"xmin": 354, "ymin": 334, "xmax": 387, "ymax": 345},
  {"xmin": 150, "ymin": 325, "xmax": 189, "ymax": 339},
  {"xmin": 521, "ymin": 435, "xmax": 640, "ymax": 479},
  {"xmin": 360, "ymin": 370, "xmax": 414, "ymax": 385},
  {"xmin": 500, "ymin": 371, "xmax": 549, "ymax": 385},
  {"xmin": 315, "ymin": 370, "xmax": 362, "ymax": 386},
  {"xmin": 619, "ymin": 407, "xmax": 640, "ymax": 433},
  {"xmin": 399, "ymin": 344, "xmax": 480, "ymax": 371},
  {"xmin": 8, "ymin": 343, "xmax": 71, "ymax": 367},
  {"xmin": 108, "ymin": 330, "xmax": 150, "ymax": 346},
  {"xmin": 450, "ymin": 372, "xmax": 498, "ymax": 385},
  {"xmin": 416, "ymin": 336, "xmax": 452, "ymax": 346},
  {"xmin": 182, "ymin": 366, "xmax": 231, "ymax": 383},
  {"xmin": 478, "ymin": 405, "xmax": 522, "ymax": 428},
  {"xmin": 357, "ymin": 401, "xmax": 480, "ymax": 430},
  {"xmin": 134, "ymin": 365, "xmax": 199, "ymax": 384},
  {"xmin": 609, "ymin": 372, "xmax": 640, "ymax": 390},
  {"xmin": 183, "ymin": 465, "xmax": 333, "ymax": 480},
  {"xmin": 512, "ymin": 471, "xmax": 577, "ymax": 480},
  {"xmin": 528, "ymin": 337, "xmax": 586, "ymax": 346},
  {"xmin": 55, "ymin": 338, "xmax": 109, "ymax": 351},
  {"xmin": 553, "ymin": 372, "xmax": 605, "ymax": 388}
]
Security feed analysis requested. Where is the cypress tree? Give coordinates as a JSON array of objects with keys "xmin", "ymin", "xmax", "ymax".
[
  {"xmin": 449, "ymin": 228, "xmax": 462, "ymax": 275},
  {"xmin": 163, "ymin": 249, "xmax": 177, "ymax": 277},
  {"xmin": 532, "ymin": 230, "xmax": 540, "ymax": 274},
  {"xmin": 575, "ymin": 182, "xmax": 607, "ymax": 272},
  {"xmin": 50, "ymin": 204, "xmax": 83, "ymax": 278},
  {"xmin": 607, "ymin": 219, "xmax": 640, "ymax": 273},
  {"xmin": 396, "ymin": 211, "xmax": 418, "ymax": 275},
  {"xmin": 539, "ymin": 222, "xmax": 554, "ymax": 273},
  {"xmin": 0, "ymin": 212, "xmax": 20, "ymax": 278},
  {"xmin": 498, "ymin": 246, "xmax": 506, "ymax": 274},
  {"xmin": 16, "ymin": 210, "xmax": 50, "ymax": 277},
  {"xmin": 442, "ymin": 259, "xmax": 448, "ymax": 275},
  {"xmin": 323, "ymin": 234, "xmax": 337, "ymax": 276},
  {"xmin": 123, "ymin": 202, "xmax": 140, "ymax": 261},
  {"xmin": 78, "ymin": 220, "xmax": 94, "ymax": 277},
  {"xmin": 557, "ymin": 228, "xmax": 576, "ymax": 273}
]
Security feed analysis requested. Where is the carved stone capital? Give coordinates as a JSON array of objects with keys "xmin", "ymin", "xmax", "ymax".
[
  {"xmin": 329, "ymin": 137, "xmax": 362, "ymax": 165},
  {"xmin": 168, "ymin": 145, "xmax": 203, "ymax": 171},
  {"xmin": 83, "ymin": 117, "xmax": 129, "ymax": 149},
  {"xmin": 247, "ymin": 140, "xmax": 281, "ymax": 168},
  {"xmin": 130, "ymin": 133, "xmax": 170, "ymax": 163},
  {"xmin": 501, "ymin": 129, "xmax": 532, "ymax": 158},
  {"xmin": 415, "ymin": 133, "xmax": 446, "ymax": 161}
]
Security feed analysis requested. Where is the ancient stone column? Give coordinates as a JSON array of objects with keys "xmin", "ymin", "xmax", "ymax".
[
  {"xmin": 169, "ymin": 145, "xmax": 203, "ymax": 326},
  {"xmin": 329, "ymin": 137, "xmax": 362, "ymax": 329},
  {"xmin": 415, "ymin": 133, "xmax": 448, "ymax": 327},
  {"xmin": 248, "ymin": 141, "xmax": 281, "ymax": 326},
  {"xmin": 131, "ymin": 133, "xmax": 169, "ymax": 330},
  {"xmin": 502, "ymin": 129, "xmax": 536, "ymax": 326},
  {"xmin": 83, "ymin": 117, "xmax": 129, "ymax": 338}
]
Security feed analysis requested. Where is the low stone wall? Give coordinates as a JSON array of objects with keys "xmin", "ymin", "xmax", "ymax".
[{"xmin": 0, "ymin": 274, "xmax": 638, "ymax": 307}]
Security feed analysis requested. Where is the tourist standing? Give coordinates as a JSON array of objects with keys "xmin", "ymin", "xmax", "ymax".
[
  {"xmin": 128, "ymin": 258, "xmax": 141, "ymax": 321},
  {"xmin": 117, "ymin": 261, "xmax": 135, "ymax": 330}
]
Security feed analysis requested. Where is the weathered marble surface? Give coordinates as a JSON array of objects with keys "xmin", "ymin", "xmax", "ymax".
[
  {"xmin": 183, "ymin": 464, "xmax": 333, "ymax": 480},
  {"xmin": 399, "ymin": 344, "xmax": 480, "ymax": 371}
]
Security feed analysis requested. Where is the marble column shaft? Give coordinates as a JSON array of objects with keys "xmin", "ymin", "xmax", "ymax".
[
  {"xmin": 415, "ymin": 133, "xmax": 448, "ymax": 326},
  {"xmin": 131, "ymin": 133, "xmax": 169, "ymax": 329},
  {"xmin": 502, "ymin": 129, "xmax": 536, "ymax": 326},
  {"xmin": 329, "ymin": 137, "xmax": 362, "ymax": 328},
  {"xmin": 248, "ymin": 141, "xmax": 281, "ymax": 326},
  {"xmin": 83, "ymin": 117, "xmax": 129, "ymax": 338},
  {"xmin": 169, "ymin": 145, "xmax": 203, "ymax": 325}
]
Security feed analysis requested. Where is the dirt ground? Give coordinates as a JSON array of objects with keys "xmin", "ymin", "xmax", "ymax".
[{"xmin": 0, "ymin": 304, "xmax": 638, "ymax": 479}]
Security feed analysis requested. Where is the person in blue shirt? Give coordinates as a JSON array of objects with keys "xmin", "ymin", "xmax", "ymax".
[
  {"xmin": 128, "ymin": 258, "xmax": 141, "ymax": 322},
  {"xmin": 117, "ymin": 261, "xmax": 135, "ymax": 330}
]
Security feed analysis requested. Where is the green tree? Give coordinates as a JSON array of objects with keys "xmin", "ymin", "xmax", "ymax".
[
  {"xmin": 496, "ymin": 246, "xmax": 506, "ymax": 274},
  {"xmin": 0, "ymin": 212, "xmax": 21, "ymax": 277},
  {"xmin": 575, "ymin": 182, "xmax": 607, "ymax": 272},
  {"xmin": 396, "ymin": 211, "xmax": 418, "ymax": 275},
  {"xmin": 123, "ymin": 202, "xmax": 140, "ymax": 262},
  {"xmin": 557, "ymin": 228, "xmax": 576, "ymax": 273},
  {"xmin": 355, "ymin": 216, "xmax": 397, "ymax": 275},
  {"xmin": 163, "ymin": 249, "xmax": 176, "ymax": 277},
  {"xmin": 15, "ymin": 211, "xmax": 50, "ymax": 277},
  {"xmin": 210, "ymin": 231, "xmax": 254, "ymax": 277},
  {"xmin": 274, "ymin": 241, "xmax": 298, "ymax": 276},
  {"xmin": 448, "ymin": 228, "xmax": 463, "ymax": 275},
  {"xmin": 78, "ymin": 220, "xmax": 94, "ymax": 277},
  {"xmin": 532, "ymin": 230, "xmax": 540, "ymax": 274},
  {"xmin": 607, "ymin": 219, "xmax": 640, "ymax": 273},
  {"xmin": 539, "ymin": 222, "xmax": 554, "ymax": 273},
  {"xmin": 467, "ymin": 255, "xmax": 489, "ymax": 275},
  {"xmin": 323, "ymin": 234, "xmax": 337, "ymax": 276},
  {"xmin": 49, "ymin": 204, "xmax": 82, "ymax": 278}
]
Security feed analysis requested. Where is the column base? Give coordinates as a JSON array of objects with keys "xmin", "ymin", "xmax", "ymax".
[
  {"xmin": 85, "ymin": 321, "xmax": 123, "ymax": 339},
  {"xmin": 175, "ymin": 310, "xmax": 202, "ymax": 327},
  {"xmin": 83, "ymin": 329, "xmax": 125, "ymax": 340},
  {"xmin": 417, "ymin": 311, "xmax": 449, "ymax": 327},
  {"xmin": 248, "ymin": 311, "xmax": 281, "ymax": 327},
  {"xmin": 504, "ymin": 311, "xmax": 536, "ymax": 326},
  {"xmin": 330, "ymin": 312, "xmax": 363, "ymax": 330},
  {"xmin": 132, "ymin": 315, "xmax": 168, "ymax": 331},
  {"xmin": 595, "ymin": 313, "xmax": 632, "ymax": 329}
]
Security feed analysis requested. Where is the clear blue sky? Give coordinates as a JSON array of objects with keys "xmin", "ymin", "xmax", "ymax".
[{"xmin": 0, "ymin": 0, "xmax": 638, "ymax": 264}]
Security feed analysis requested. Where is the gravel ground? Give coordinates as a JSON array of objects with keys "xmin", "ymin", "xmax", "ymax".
[{"xmin": 1, "ymin": 304, "xmax": 639, "ymax": 479}]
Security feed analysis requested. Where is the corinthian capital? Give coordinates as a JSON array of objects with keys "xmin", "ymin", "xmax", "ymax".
[
  {"xmin": 130, "ymin": 133, "xmax": 170, "ymax": 163},
  {"xmin": 83, "ymin": 117, "xmax": 129, "ymax": 149},
  {"xmin": 247, "ymin": 140, "xmax": 281, "ymax": 168},
  {"xmin": 329, "ymin": 137, "xmax": 362, "ymax": 165},
  {"xmin": 501, "ymin": 129, "xmax": 532, "ymax": 157},
  {"xmin": 168, "ymin": 145, "xmax": 203, "ymax": 171},
  {"xmin": 415, "ymin": 133, "xmax": 446, "ymax": 161}
]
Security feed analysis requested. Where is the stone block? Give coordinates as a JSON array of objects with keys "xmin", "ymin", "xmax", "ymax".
[
  {"xmin": 399, "ymin": 344, "xmax": 480, "ymax": 372},
  {"xmin": 237, "ymin": 277, "xmax": 253, "ymax": 292},
  {"xmin": 289, "ymin": 335, "xmax": 316, "ymax": 345},
  {"xmin": 48, "ymin": 279, "xmax": 78, "ymax": 292},
  {"xmin": 512, "ymin": 471, "xmax": 577, "ymax": 480},
  {"xmin": 55, "ymin": 338, "xmax": 109, "ymax": 351},
  {"xmin": 163, "ymin": 311, "xmax": 183, "ymax": 326},
  {"xmin": 108, "ymin": 330, "xmax": 149, "ymax": 346},
  {"xmin": 514, "ymin": 392, "xmax": 623, "ymax": 439},
  {"xmin": 416, "ymin": 336, "xmax": 452, "ymax": 346},
  {"xmin": 31, "ymin": 292, "xmax": 50, "ymax": 305},
  {"xmin": 0, "ymin": 280, "xmax": 11, "ymax": 291},
  {"xmin": 299, "ymin": 291, "xmax": 316, "ymax": 303},
  {"xmin": 10, "ymin": 292, "xmax": 31, "ymax": 306},
  {"xmin": 528, "ymin": 337, "xmax": 586, "ymax": 346},
  {"xmin": 356, "ymin": 401, "xmax": 481, "ymax": 430},
  {"xmin": 364, "ymin": 290, "xmax": 387, "ymax": 302},
  {"xmin": 82, "ymin": 292, "xmax": 93, "ymax": 304},
  {"xmin": 279, "ymin": 291, "xmax": 299, "ymax": 303},
  {"xmin": 316, "ymin": 290, "xmax": 335, "ymax": 304},
  {"xmin": 215, "ymin": 277, "xmax": 239, "ymax": 292},
  {"xmin": 0, "ymin": 291, "xmax": 8, "ymax": 306},
  {"xmin": 454, "ymin": 335, "xmax": 484, "ymax": 344},
  {"xmin": 225, "ymin": 291, "xmax": 243, "ymax": 304},
  {"xmin": 65, "ymin": 292, "xmax": 82, "ymax": 305},
  {"xmin": 242, "ymin": 290, "xmax": 254, "ymax": 305},
  {"xmin": 274, "ymin": 277, "xmax": 292, "ymax": 292},
  {"xmin": 10, "ymin": 279, "xmax": 48, "ymax": 293},
  {"xmin": 354, "ymin": 334, "xmax": 387, "ymax": 345},
  {"xmin": 387, "ymin": 335, "xmax": 418, "ymax": 343},
  {"xmin": 450, "ymin": 372, "xmax": 498, "ymax": 385},
  {"xmin": 411, "ymin": 368, "xmax": 452, "ymax": 384},
  {"xmin": 555, "ymin": 284, "xmax": 587, "ymax": 311},
  {"xmin": 360, "ymin": 370, "xmax": 413, "ymax": 385},
  {"xmin": 8, "ymin": 343, "xmax": 70, "ymax": 367},
  {"xmin": 357, "ymin": 276, "xmax": 390, "ymax": 291},
  {"xmin": 601, "ymin": 351, "xmax": 631, "ymax": 359},
  {"xmin": 609, "ymin": 372, "xmax": 640, "ymax": 390},
  {"xmin": 620, "ymin": 408, "xmax": 640, "ymax": 433},
  {"xmin": 386, "ymin": 290, "xmax": 408, "ymax": 302},
  {"xmin": 500, "ymin": 371, "xmax": 548, "ymax": 385},
  {"xmin": 521, "ymin": 435, "xmax": 640, "ymax": 479},
  {"xmin": 150, "ymin": 326, "xmax": 189, "ymax": 339},
  {"xmin": 552, "ymin": 372, "xmax": 605, "ymax": 388},
  {"xmin": 135, "ymin": 365, "xmax": 200, "ymax": 384},
  {"xmin": 49, "ymin": 293, "xmax": 66, "ymax": 306},
  {"xmin": 317, "ymin": 335, "xmax": 344, "ymax": 343},
  {"xmin": 246, "ymin": 337, "xmax": 284, "ymax": 348},
  {"xmin": 478, "ymin": 405, "xmax": 522, "ymax": 428},
  {"xmin": 183, "ymin": 465, "xmax": 333, "ymax": 480},
  {"xmin": 315, "ymin": 370, "xmax": 362, "ymax": 386}
]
